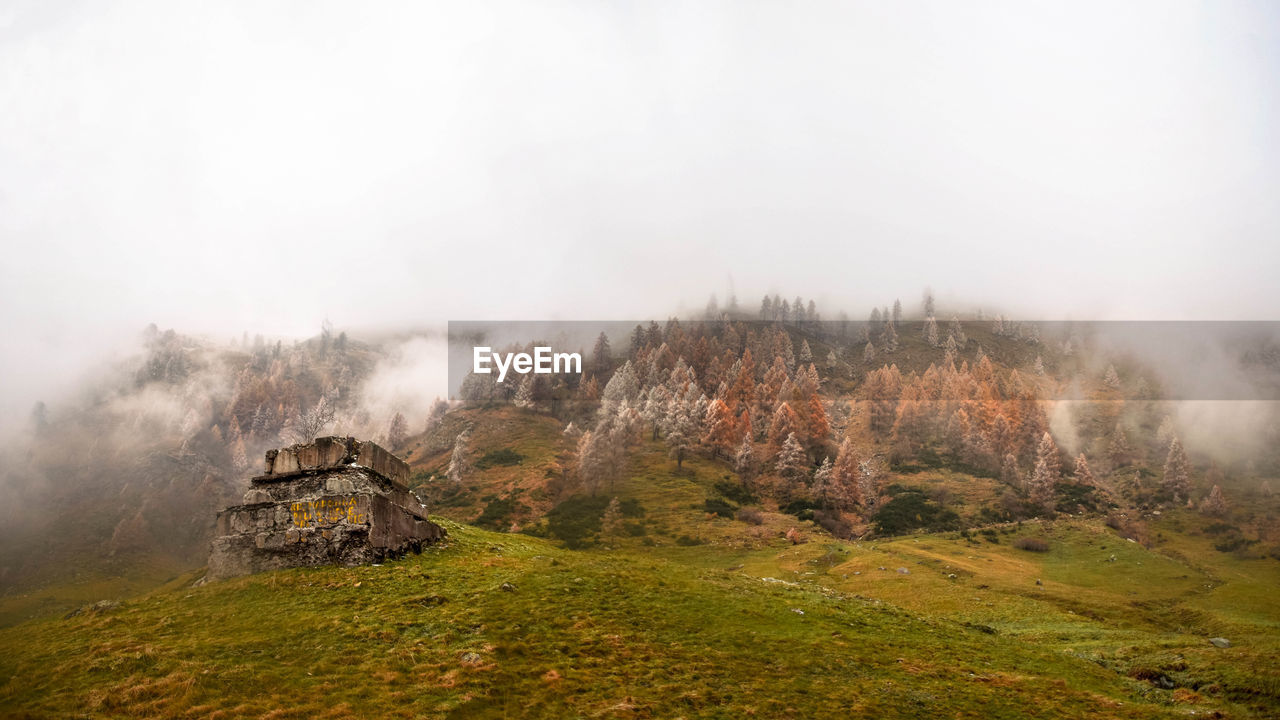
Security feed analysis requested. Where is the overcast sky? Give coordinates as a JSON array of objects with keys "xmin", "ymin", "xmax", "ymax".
[{"xmin": 1, "ymin": 0, "xmax": 1278, "ymax": 421}]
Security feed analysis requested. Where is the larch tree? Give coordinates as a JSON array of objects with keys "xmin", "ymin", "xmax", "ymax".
[
  {"xmin": 1199, "ymin": 484, "xmax": 1227, "ymax": 517},
  {"xmin": 882, "ymin": 321, "xmax": 899, "ymax": 352},
  {"xmin": 424, "ymin": 398, "xmax": 449, "ymax": 433},
  {"xmin": 799, "ymin": 339, "xmax": 814, "ymax": 365},
  {"xmin": 1072, "ymin": 453, "xmax": 1096, "ymax": 487},
  {"xmin": 1029, "ymin": 432, "xmax": 1061, "ymax": 512},
  {"xmin": 734, "ymin": 435, "xmax": 757, "ymax": 484},
  {"xmin": 923, "ymin": 316, "xmax": 939, "ymax": 347},
  {"xmin": 447, "ymin": 429, "xmax": 472, "ymax": 483},
  {"xmin": 1103, "ymin": 364, "xmax": 1121, "ymax": 389},
  {"xmin": 592, "ymin": 332, "xmax": 612, "ymax": 374},
  {"xmin": 863, "ymin": 342, "xmax": 876, "ymax": 363},
  {"xmin": 703, "ymin": 398, "xmax": 739, "ymax": 459},
  {"xmin": 1000, "ymin": 453, "xmax": 1022, "ymax": 489},
  {"xmin": 811, "ymin": 457, "xmax": 840, "ymax": 509},
  {"xmin": 949, "ymin": 316, "xmax": 966, "ymax": 346},
  {"xmin": 767, "ymin": 401, "xmax": 803, "ymax": 452},
  {"xmin": 387, "ymin": 412, "xmax": 409, "ymax": 448},
  {"xmin": 775, "ymin": 432, "xmax": 810, "ymax": 501},
  {"xmin": 514, "ymin": 375, "xmax": 535, "ymax": 408},
  {"xmin": 1109, "ymin": 426, "xmax": 1132, "ymax": 469},
  {"xmin": 1163, "ymin": 437, "xmax": 1192, "ymax": 502},
  {"xmin": 832, "ymin": 438, "xmax": 862, "ymax": 509},
  {"xmin": 601, "ymin": 497, "xmax": 625, "ymax": 541},
  {"xmin": 663, "ymin": 399, "xmax": 697, "ymax": 470}
]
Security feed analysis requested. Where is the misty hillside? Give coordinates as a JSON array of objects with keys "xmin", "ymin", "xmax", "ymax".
[
  {"xmin": 3, "ymin": 295, "xmax": 1278, "ymax": 621},
  {"xmin": 1, "ymin": 295, "xmax": 1279, "ymax": 718}
]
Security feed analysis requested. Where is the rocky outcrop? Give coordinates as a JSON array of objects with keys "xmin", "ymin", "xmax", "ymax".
[{"xmin": 207, "ymin": 437, "xmax": 445, "ymax": 581}]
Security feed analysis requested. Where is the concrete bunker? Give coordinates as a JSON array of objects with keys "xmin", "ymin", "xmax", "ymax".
[{"xmin": 208, "ymin": 437, "xmax": 445, "ymax": 581}]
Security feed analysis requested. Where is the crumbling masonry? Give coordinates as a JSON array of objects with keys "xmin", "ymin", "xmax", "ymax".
[{"xmin": 208, "ymin": 437, "xmax": 445, "ymax": 581}]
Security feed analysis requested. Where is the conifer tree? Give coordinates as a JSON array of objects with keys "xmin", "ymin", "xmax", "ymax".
[
  {"xmin": 832, "ymin": 438, "xmax": 862, "ymax": 509},
  {"xmin": 447, "ymin": 430, "xmax": 472, "ymax": 483},
  {"xmin": 949, "ymin": 315, "xmax": 966, "ymax": 346},
  {"xmin": 863, "ymin": 342, "xmax": 876, "ymax": 363},
  {"xmin": 767, "ymin": 401, "xmax": 803, "ymax": 451},
  {"xmin": 1029, "ymin": 432, "xmax": 1061, "ymax": 512},
  {"xmin": 776, "ymin": 432, "xmax": 810, "ymax": 500},
  {"xmin": 811, "ymin": 457, "xmax": 839, "ymax": 509},
  {"xmin": 892, "ymin": 299, "xmax": 903, "ymax": 325},
  {"xmin": 703, "ymin": 398, "xmax": 739, "ymax": 459},
  {"xmin": 1199, "ymin": 484, "xmax": 1227, "ymax": 517},
  {"xmin": 1109, "ymin": 426, "xmax": 1132, "ymax": 469},
  {"xmin": 1001, "ymin": 453, "xmax": 1021, "ymax": 488},
  {"xmin": 734, "ymin": 435, "xmax": 756, "ymax": 483},
  {"xmin": 1072, "ymin": 453, "xmax": 1096, "ymax": 487},
  {"xmin": 883, "ymin": 321, "xmax": 899, "ymax": 352},
  {"xmin": 923, "ymin": 316, "xmax": 939, "ymax": 347},
  {"xmin": 1103, "ymin": 364, "xmax": 1121, "ymax": 388},
  {"xmin": 1163, "ymin": 437, "xmax": 1191, "ymax": 502},
  {"xmin": 799, "ymin": 339, "xmax": 814, "ymax": 365},
  {"xmin": 387, "ymin": 412, "xmax": 409, "ymax": 448},
  {"xmin": 592, "ymin": 332, "xmax": 612, "ymax": 374}
]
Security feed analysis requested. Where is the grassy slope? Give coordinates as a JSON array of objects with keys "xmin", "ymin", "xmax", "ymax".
[
  {"xmin": 2, "ymin": 422, "xmax": 1278, "ymax": 718},
  {"xmin": 1, "ymin": 517, "xmax": 1258, "ymax": 720}
]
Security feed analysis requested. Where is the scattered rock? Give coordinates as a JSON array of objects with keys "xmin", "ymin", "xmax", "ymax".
[
  {"xmin": 896, "ymin": 567, "xmax": 909, "ymax": 575},
  {"xmin": 500, "ymin": 582, "xmax": 516, "ymax": 592},
  {"xmin": 1035, "ymin": 578, "xmax": 1043, "ymax": 586},
  {"xmin": 460, "ymin": 652, "xmax": 483, "ymax": 665},
  {"xmin": 791, "ymin": 608, "xmax": 805, "ymax": 615},
  {"xmin": 1209, "ymin": 637, "xmax": 1231, "ymax": 648},
  {"xmin": 65, "ymin": 600, "xmax": 120, "ymax": 619}
]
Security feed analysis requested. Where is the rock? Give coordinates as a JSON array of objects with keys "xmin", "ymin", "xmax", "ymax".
[
  {"xmin": 1035, "ymin": 578, "xmax": 1043, "ymax": 586},
  {"xmin": 64, "ymin": 600, "xmax": 120, "ymax": 619},
  {"xmin": 460, "ymin": 652, "xmax": 483, "ymax": 665},
  {"xmin": 1209, "ymin": 637, "xmax": 1231, "ymax": 648},
  {"xmin": 896, "ymin": 567, "xmax": 909, "ymax": 574},
  {"xmin": 500, "ymin": 582, "xmax": 516, "ymax": 592},
  {"xmin": 790, "ymin": 608, "xmax": 805, "ymax": 615}
]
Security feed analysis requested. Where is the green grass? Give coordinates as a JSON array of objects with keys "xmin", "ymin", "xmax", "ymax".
[{"xmin": 0, "ymin": 519, "xmax": 1242, "ymax": 719}]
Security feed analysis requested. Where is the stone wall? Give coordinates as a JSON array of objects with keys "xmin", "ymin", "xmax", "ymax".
[{"xmin": 207, "ymin": 437, "xmax": 445, "ymax": 581}]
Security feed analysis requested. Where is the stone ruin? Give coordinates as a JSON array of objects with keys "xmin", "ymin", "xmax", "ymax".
[{"xmin": 207, "ymin": 436, "xmax": 445, "ymax": 581}]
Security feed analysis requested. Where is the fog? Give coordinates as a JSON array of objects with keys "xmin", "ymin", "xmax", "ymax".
[{"xmin": 2, "ymin": 1, "xmax": 1279, "ymax": 430}]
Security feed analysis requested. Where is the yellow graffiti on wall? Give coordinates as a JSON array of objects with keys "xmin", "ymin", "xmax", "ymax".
[{"xmin": 290, "ymin": 496, "xmax": 366, "ymax": 528}]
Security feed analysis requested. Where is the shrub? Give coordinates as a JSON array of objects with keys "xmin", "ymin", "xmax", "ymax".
[
  {"xmin": 704, "ymin": 498, "xmax": 737, "ymax": 519},
  {"xmin": 1013, "ymin": 537, "xmax": 1050, "ymax": 552},
  {"xmin": 545, "ymin": 495, "xmax": 610, "ymax": 549},
  {"xmin": 618, "ymin": 498, "xmax": 645, "ymax": 517},
  {"xmin": 675, "ymin": 535, "xmax": 702, "ymax": 546},
  {"xmin": 475, "ymin": 447, "xmax": 524, "ymax": 469},
  {"xmin": 782, "ymin": 498, "xmax": 818, "ymax": 522},
  {"xmin": 736, "ymin": 507, "xmax": 765, "ymax": 525},
  {"xmin": 814, "ymin": 510, "xmax": 852, "ymax": 539},
  {"xmin": 714, "ymin": 480, "xmax": 757, "ymax": 506},
  {"xmin": 474, "ymin": 497, "xmax": 524, "ymax": 531},
  {"xmin": 872, "ymin": 490, "xmax": 960, "ymax": 536}
]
